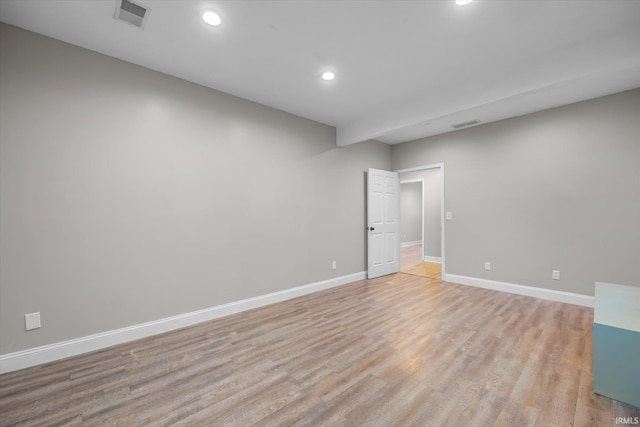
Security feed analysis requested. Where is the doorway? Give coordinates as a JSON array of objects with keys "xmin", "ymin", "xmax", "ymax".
[{"xmin": 397, "ymin": 164, "xmax": 444, "ymax": 280}]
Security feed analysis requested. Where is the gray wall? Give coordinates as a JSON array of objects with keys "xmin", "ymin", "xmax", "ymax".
[
  {"xmin": 399, "ymin": 169, "xmax": 442, "ymax": 258},
  {"xmin": 392, "ymin": 89, "xmax": 640, "ymax": 296},
  {"xmin": 0, "ymin": 24, "xmax": 391, "ymax": 354},
  {"xmin": 2, "ymin": 22, "xmax": 637, "ymax": 356},
  {"xmin": 400, "ymin": 182, "xmax": 422, "ymax": 244}
]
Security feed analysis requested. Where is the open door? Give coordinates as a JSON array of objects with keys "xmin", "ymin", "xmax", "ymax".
[{"xmin": 367, "ymin": 168, "xmax": 400, "ymax": 279}]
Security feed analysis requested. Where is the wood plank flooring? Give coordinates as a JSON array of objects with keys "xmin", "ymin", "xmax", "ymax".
[
  {"xmin": 401, "ymin": 244, "xmax": 441, "ymax": 280},
  {"xmin": 1, "ymin": 273, "xmax": 638, "ymax": 426}
]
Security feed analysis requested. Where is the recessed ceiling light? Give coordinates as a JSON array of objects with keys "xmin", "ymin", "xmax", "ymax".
[
  {"xmin": 455, "ymin": 0, "xmax": 473, "ymax": 5},
  {"xmin": 321, "ymin": 72, "xmax": 336, "ymax": 81},
  {"xmin": 202, "ymin": 11, "xmax": 222, "ymax": 26}
]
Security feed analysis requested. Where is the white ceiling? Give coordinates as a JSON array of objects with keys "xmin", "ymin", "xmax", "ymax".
[{"xmin": 1, "ymin": 0, "xmax": 639, "ymax": 146}]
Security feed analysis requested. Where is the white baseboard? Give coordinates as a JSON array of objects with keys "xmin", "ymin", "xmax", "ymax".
[
  {"xmin": 423, "ymin": 256, "xmax": 442, "ymax": 263},
  {"xmin": 401, "ymin": 241, "xmax": 421, "ymax": 247},
  {"xmin": 0, "ymin": 271, "xmax": 366, "ymax": 374},
  {"xmin": 443, "ymin": 273, "xmax": 594, "ymax": 308}
]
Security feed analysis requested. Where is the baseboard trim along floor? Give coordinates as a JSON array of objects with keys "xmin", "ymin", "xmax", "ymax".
[
  {"xmin": 443, "ymin": 273, "xmax": 595, "ymax": 308},
  {"xmin": 0, "ymin": 271, "xmax": 366, "ymax": 374},
  {"xmin": 1, "ymin": 271, "xmax": 595, "ymax": 373}
]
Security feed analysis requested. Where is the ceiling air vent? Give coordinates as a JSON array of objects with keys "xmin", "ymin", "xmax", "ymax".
[
  {"xmin": 451, "ymin": 120, "xmax": 481, "ymax": 129},
  {"xmin": 115, "ymin": 0, "xmax": 149, "ymax": 29}
]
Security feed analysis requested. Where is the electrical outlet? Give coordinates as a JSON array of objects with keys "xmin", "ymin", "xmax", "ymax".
[
  {"xmin": 25, "ymin": 312, "xmax": 41, "ymax": 331},
  {"xmin": 485, "ymin": 262, "xmax": 491, "ymax": 271},
  {"xmin": 552, "ymin": 270, "xmax": 560, "ymax": 280},
  {"xmin": 332, "ymin": 261, "xmax": 337, "ymax": 270}
]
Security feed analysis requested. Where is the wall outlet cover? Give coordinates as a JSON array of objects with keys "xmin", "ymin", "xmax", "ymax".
[{"xmin": 25, "ymin": 312, "xmax": 41, "ymax": 331}]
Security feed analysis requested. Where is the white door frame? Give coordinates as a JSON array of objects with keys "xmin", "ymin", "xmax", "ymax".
[
  {"xmin": 395, "ymin": 163, "xmax": 445, "ymax": 277},
  {"xmin": 399, "ymin": 179, "xmax": 424, "ymax": 251}
]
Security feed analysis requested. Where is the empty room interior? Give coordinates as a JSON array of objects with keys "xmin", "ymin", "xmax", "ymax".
[{"xmin": 1, "ymin": 0, "xmax": 639, "ymax": 425}]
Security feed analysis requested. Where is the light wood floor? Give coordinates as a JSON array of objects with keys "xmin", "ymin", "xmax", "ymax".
[
  {"xmin": 401, "ymin": 244, "xmax": 441, "ymax": 280},
  {"xmin": 1, "ymin": 274, "xmax": 638, "ymax": 426}
]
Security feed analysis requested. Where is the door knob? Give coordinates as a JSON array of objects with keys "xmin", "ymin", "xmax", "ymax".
[{"xmin": 368, "ymin": 227, "xmax": 375, "ymax": 231}]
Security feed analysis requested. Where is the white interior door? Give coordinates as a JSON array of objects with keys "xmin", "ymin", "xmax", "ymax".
[{"xmin": 367, "ymin": 168, "xmax": 400, "ymax": 279}]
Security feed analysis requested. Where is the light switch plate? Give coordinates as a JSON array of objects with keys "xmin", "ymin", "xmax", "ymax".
[{"xmin": 446, "ymin": 212, "xmax": 452, "ymax": 220}]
